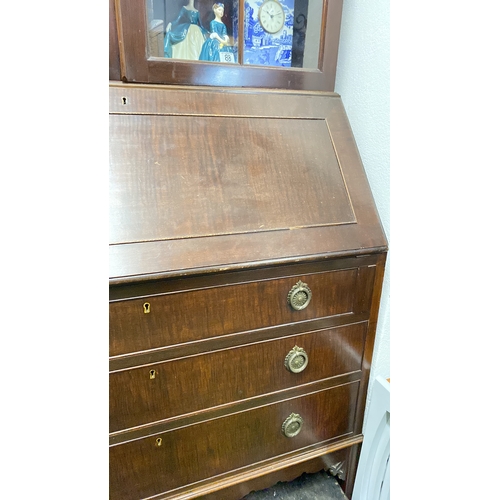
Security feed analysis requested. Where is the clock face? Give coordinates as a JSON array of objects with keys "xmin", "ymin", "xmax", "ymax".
[{"xmin": 258, "ymin": 0, "xmax": 285, "ymax": 34}]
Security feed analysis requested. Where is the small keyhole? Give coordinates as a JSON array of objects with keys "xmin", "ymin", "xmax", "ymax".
[
  {"xmin": 122, "ymin": 97, "xmax": 127, "ymax": 105},
  {"xmin": 155, "ymin": 437, "xmax": 162, "ymax": 447},
  {"xmin": 143, "ymin": 302, "xmax": 151, "ymax": 314},
  {"xmin": 149, "ymin": 369, "xmax": 156, "ymax": 379}
]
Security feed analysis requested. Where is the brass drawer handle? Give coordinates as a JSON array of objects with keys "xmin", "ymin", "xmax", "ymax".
[
  {"xmin": 282, "ymin": 413, "xmax": 304, "ymax": 438},
  {"xmin": 284, "ymin": 346, "xmax": 309, "ymax": 373},
  {"xmin": 287, "ymin": 280, "xmax": 312, "ymax": 311}
]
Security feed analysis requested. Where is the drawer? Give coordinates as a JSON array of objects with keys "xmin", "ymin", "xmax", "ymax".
[
  {"xmin": 110, "ymin": 267, "xmax": 374, "ymax": 356},
  {"xmin": 110, "ymin": 323, "xmax": 367, "ymax": 432},
  {"xmin": 109, "ymin": 382, "xmax": 359, "ymax": 500}
]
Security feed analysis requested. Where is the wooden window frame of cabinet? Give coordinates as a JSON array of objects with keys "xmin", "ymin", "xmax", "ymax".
[{"xmin": 113, "ymin": 0, "xmax": 343, "ymax": 91}]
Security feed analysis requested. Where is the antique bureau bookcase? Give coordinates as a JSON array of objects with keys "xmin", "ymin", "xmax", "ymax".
[{"xmin": 109, "ymin": 0, "xmax": 387, "ymax": 498}]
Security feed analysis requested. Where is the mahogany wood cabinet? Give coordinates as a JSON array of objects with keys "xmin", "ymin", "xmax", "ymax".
[
  {"xmin": 109, "ymin": 82, "xmax": 387, "ymax": 500},
  {"xmin": 110, "ymin": 0, "xmax": 386, "ymax": 498}
]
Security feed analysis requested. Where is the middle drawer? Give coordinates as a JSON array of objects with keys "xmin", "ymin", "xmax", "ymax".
[{"xmin": 110, "ymin": 322, "xmax": 366, "ymax": 433}]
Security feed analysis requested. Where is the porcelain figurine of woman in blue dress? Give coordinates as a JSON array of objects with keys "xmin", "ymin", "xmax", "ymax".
[
  {"xmin": 199, "ymin": 3, "xmax": 229, "ymax": 61},
  {"xmin": 164, "ymin": 0, "xmax": 208, "ymax": 60}
]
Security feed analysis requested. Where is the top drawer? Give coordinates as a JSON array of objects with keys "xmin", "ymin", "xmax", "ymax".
[{"xmin": 110, "ymin": 266, "xmax": 375, "ymax": 357}]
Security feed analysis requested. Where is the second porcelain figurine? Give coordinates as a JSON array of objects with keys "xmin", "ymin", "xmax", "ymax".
[{"xmin": 199, "ymin": 3, "xmax": 230, "ymax": 62}]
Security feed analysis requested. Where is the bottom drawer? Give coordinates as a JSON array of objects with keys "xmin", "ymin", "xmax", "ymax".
[{"xmin": 109, "ymin": 381, "xmax": 359, "ymax": 500}]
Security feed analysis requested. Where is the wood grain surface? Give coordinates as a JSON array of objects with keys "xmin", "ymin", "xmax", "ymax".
[
  {"xmin": 109, "ymin": 114, "xmax": 354, "ymax": 245},
  {"xmin": 109, "ymin": 267, "xmax": 358, "ymax": 356}
]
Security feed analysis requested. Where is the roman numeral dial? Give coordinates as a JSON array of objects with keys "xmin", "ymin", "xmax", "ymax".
[{"xmin": 258, "ymin": 0, "xmax": 285, "ymax": 34}]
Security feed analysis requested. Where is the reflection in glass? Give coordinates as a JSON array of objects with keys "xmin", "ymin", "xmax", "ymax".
[
  {"xmin": 147, "ymin": 0, "xmax": 166, "ymax": 57},
  {"xmin": 294, "ymin": 0, "xmax": 322, "ymax": 69},
  {"xmin": 146, "ymin": 0, "xmax": 238, "ymax": 63}
]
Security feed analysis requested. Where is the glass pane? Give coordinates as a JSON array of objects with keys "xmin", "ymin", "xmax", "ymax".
[
  {"xmin": 147, "ymin": 0, "xmax": 238, "ymax": 63},
  {"xmin": 243, "ymin": 0, "xmax": 323, "ymax": 68}
]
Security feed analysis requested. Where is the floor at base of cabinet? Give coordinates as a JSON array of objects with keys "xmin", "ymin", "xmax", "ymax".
[{"xmin": 241, "ymin": 471, "xmax": 349, "ymax": 500}]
